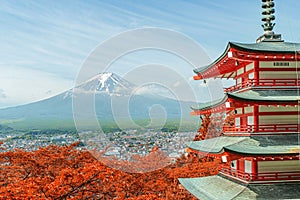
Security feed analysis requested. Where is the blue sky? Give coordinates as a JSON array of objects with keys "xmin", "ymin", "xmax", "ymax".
[{"xmin": 0, "ymin": 0, "xmax": 299, "ymax": 108}]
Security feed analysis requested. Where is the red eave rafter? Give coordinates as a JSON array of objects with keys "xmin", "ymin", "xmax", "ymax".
[
  {"xmin": 187, "ymin": 148, "xmax": 243, "ymax": 161},
  {"xmin": 191, "ymin": 97, "xmax": 299, "ymax": 116},
  {"xmin": 187, "ymin": 147, "xmax": 299, "ymax": 161},
  {"xmin": 229, "ymin": 99, "xmax": 300, "ymax": 108},
  {"xmin": 223, "ymin": 152, "xmax": 300, "ymax": 161},
  {"xmin": 193, "ymin": 48, "xmax": 253, "ymax": 80},
  {"xmin": 256, "ymin": 155, "xmax": 300, "ymax": 161},
  {"xmin": 191, "ymin": 104, "xmax": 227, "ymax": 115},
  {"xmin": 193, "ymin": 47, "xmax": 300, "ymax": 80}
]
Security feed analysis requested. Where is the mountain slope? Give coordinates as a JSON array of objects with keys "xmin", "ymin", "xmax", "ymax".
[{"xmin": 0, "ymin": 73, "xmax": 194, "ymax": 129}]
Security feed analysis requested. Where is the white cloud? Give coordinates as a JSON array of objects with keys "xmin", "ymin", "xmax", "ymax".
[{"xmin": 134, "ymin": 84, "xmax": 176, "ymax": 99}]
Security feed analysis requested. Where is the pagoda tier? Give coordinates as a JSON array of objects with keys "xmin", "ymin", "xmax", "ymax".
[
  {"xmin": 186, "ymin": 134, "xmax": 300, "ymax": 183},
  {"xmin": 191, "ymin": 89, "xmax": 300, "ymax": 135},
  {"xmin": 193, "ymin": 42, "xmax": 300, "ymax": 92}
]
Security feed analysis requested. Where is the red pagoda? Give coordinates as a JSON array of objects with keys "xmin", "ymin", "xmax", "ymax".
[{"xmin": 179, "ymin": 0, "xmax": 300, "ymax": 199}]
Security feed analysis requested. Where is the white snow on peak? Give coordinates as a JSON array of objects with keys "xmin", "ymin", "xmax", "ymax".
[
  {"xmin": 81, "ymin": 72, "xmax": 112, "ymax": 85},
  {"xmin": 73, "ymin": 72, "xmax": 134, "ymax": 96},
  {"xmin": 98, "ymin": 72, "xmax": 113, "ymax": 90}
]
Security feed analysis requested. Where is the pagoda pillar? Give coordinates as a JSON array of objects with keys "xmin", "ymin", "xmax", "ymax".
[
  {"xmin": 254, "ymin": 60, "xmax": 259, "ymax": 86},
  {"xmin": 253, "ymin": 106, "xmax": 259, "ymax": 132},
  {"xmin": 237, "ymin": 158, "xmax": 245, "ymax": 172},
  {"xmin": 252, "ymin": 158, "xmax": 258, "ymax": 180}
]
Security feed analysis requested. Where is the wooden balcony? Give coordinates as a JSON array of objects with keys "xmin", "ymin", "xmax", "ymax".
[
  {"xmin": 220, "ymin": 166, "xmax": 300, "ymax": 183},
  {"xmin": 225, "ymin": 79, "xmax": 300, "ymax": 92},
  {"xmin": 223, "ymin": 124, "xmax": 299, "ymax": 133}
]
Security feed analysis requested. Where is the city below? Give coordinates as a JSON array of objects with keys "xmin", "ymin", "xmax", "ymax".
[{"xmin": 0, "ymin": 126, "xmax": 195, "ymax": 161}]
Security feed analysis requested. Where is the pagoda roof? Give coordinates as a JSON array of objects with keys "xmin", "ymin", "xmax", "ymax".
[
  {"xmin": 191, "ymin": 89, "xmax": 299, "ymax": 112},
  {"xmin": 179, "ymin": 175, "xmax": 300, "ymax": 200},
  {"xmin": 186, "ymin": 137, "xmax": 245, "ymax": 154},
  {"xmin": 191, "ymin": 96, "xmax": 227, "ymax": 111},
  {"xmin": 229, "ymin": 41, "xmax": 300, "ymax": 54},
  {"xmin": 228, "ymin": 89, "xmax": 299, "ymax": 102},
  {"xmin": 186, "ymin": 134, "xmax": 300, "ymax": 156},
  {"xmin": 193, "ymin": 41, "xmax": 300, "ymax": 76}
]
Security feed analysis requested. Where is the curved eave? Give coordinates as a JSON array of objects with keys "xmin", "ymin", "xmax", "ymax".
[
  {"xmin": 224, "ymin": 147, "xmax": 300, "ymax": 156},
  {"xmin": 227, "ymin": 94, "xmax": 299, "ymax": 103},
  {"xmin": 193, "ymin": 43, "xmax": 231, "ymax": 75},
  {"xmin": 193, "ymin": 41, "xmax": 300, "ymax": 79},
  {"xmin": 191, "ymin": 90, "xmax": 299, "ymax": 115},
  {"xmin": 185, "ymin": 137, "xmax": 246, "ymax": 154},
  {"xmin": 191, "ymin": 95, "xmax": 228, "ymax": 112},
  {"xmin": 186, "ymin": 135, "xmax": 300, "ymax": 156},
  {"xmin": 227, "ymin": 90, "xmax": 300, "ymax": 103}
]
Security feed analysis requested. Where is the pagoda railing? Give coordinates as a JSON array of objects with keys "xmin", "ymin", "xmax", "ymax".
[
  {"xmin": 223, "ymin": 124, "xmax": 299, "ymax": 133},
  {"xmin": 225, "ymin": 79, "xmax": 300, "ymax": 92},
  {"xmin": 220, "ymin": 167, "xmax": 300, "ymax": 182}
]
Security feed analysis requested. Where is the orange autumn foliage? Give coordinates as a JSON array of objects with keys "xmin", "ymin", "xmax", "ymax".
[
  {"xmin": 95, "ymin": 146, "xmax": 171, "ymax": 173},
  {"xmin": 194, "ymin": 113, "xmax": 224, "ymax": 141},
  {"xmin": 194, "ymin": 114, "xmax": 211, "ymax": 141},
  {"xmin": 0, "ymin": 113, "xmax": 222, "ymax": 199},
  {"xmin": 0, "ymin": 141, "xmax": 220, "ymax": 199}
]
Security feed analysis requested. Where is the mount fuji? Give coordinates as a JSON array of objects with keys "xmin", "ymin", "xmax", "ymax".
[
  {"xmin": 0, "ymin": 73, "xmax": 194, "ymax": 129},
  {"xmin": 74, "ymin": 72, "xmax": 134, "ymax": 95}
]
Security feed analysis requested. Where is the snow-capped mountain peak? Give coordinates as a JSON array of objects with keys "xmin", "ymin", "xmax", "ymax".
[
  {"xmin": 98, "ymin": 72, "xmax": 113, "ymax": 91},
  {"xmin": 76, "ymin": 72, "xmax": 134, "ymax": 95}
]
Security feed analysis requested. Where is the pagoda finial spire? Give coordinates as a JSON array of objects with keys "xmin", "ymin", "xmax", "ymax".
[
  {"xmin": 261, "ymin": 0, "xmax": 275, "ymax": 33},
  {"xmin": 256, "ymin": 0, "xmax": 283, "ymax": 43}
]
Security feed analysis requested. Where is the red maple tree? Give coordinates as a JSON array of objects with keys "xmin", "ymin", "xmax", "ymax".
[{"xmin": 0, "ymin": 115, "xmax": 221, "ymax": 199}]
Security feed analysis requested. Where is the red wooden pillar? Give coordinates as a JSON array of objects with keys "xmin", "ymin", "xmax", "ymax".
[
  {"xmin": 252, "ymin": 61, "xmax": 259, "ymax": 132},
  {"xmin": 254, "ymin": 60, "xmax": 259, "ymax": 86},
  {"xmin": 253, "ymin": 105, "xmax": 259, "ymax": 132},
  {"xmin": 252, "ymin": 158, "xmax": 258, "ymax": 180},
  {"xmin": 237, "ymin": 158, "xmax": 245, "ymax": 172}
]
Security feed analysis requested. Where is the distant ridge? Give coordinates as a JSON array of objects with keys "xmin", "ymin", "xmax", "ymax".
[{"xmin": 0, "ymin": 72, "xmax": 194, "ymax": 129}]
